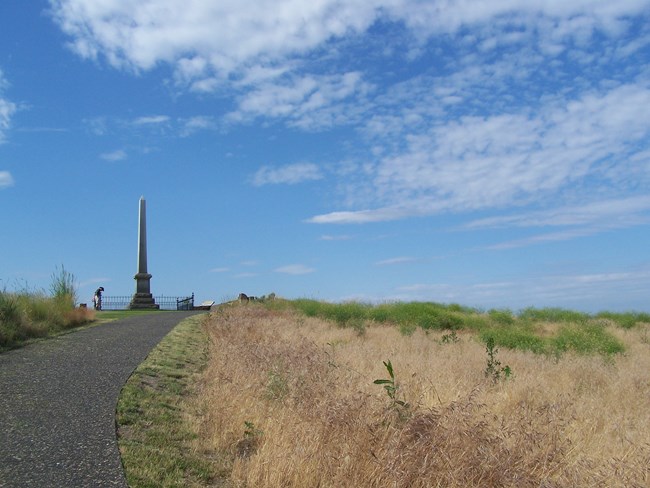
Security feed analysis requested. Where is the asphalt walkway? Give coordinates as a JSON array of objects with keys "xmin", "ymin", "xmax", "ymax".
[{"xmin": 0, "ymin": 311, "xmax": 202, "ymax": 487}]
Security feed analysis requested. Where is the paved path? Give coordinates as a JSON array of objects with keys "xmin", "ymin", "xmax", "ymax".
[{"xmin": 0, "ymin": 312, "xmax": 202, "ymax": 488}]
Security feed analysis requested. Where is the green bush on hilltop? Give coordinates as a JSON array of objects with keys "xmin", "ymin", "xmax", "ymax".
[{"xmin": 272, "ymin": 299, "xmax": 634, "ymax": 357}]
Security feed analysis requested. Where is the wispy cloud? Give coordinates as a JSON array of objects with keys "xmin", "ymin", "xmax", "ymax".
[
  {"xmin": 209, "ymin": 267, "xmax": 229, "ymax": 273},
  {"xmin": 228, "ymin": 72, "xmax": 373, "ymax": 130},
  {"xmin": 0, "ymin": 171, "xmax": 14, "ymax": 189},
  {"xmin": 132, "ymin": 115, "xmax": 170, "ymax": 125},
  {"xmin": 50, "ymin": 0, "xmax": 648, "ymax": 87},
  {"xmin": 320, "ymin": 234, "xmax": 353, "ymax": 241},
  {"xmin": 311, "ymin": 83, "xmax": 650, "ymax": 224},
  {"xmin": 78, "ymin": 277, "xmax": 110, "ymax": 288},
  {"xmin": 459, "ymin": 196, "xmax": 650, "ymax": 249},
  {"xmin": 180, "ymin": 116, "xmax": 216, "ymax": 136},
  {"xmin": 100, "ymin": 149, "xmax": 127, "ymax": 162},
  {"xmin": 375, "ymin": 256, "xmax": 417, "ymax": 266},
  {"xmin": 0, "ymin": 70, "xmax": 17, "ymax": 143},
  {"xmin": 252, "ymin": 163, "xmax": 323, "ymax": 186},
  {"xmin": 395, "ymin": 268, "xmax": 650, "ymax": 311},
  {"xmin": 463, "ymin": 196, "xmax": 650, "ymax": 230},
  {"xmin": 50, "ymin": 0, "xmax": 650, "ymax": 238},
  {"xmin": 274, "ymin": 264, "xmax": 316, "ymax": 275}
]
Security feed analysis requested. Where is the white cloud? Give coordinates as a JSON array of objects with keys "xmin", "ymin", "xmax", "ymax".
[
  {"xmin": 49, "ymin": 0, "xmax": 382, "ymax": 77},
  {"xmin": 252, "ymin": 163, "xmax": 323, "ymax": 186},
  {"xmin": 49, "ymin": 1, "xmax": 650, "ymax": 234},
  {"xmin": 228, "ymin": 71, "xmax": 373, "ymax": 130},
  {"xmin": 311, "ymin": 83, "xmax": 650, "ymax": 223},
  {"xmin": 375, "ymin": 256, "xmax": 417, "ymax": 266},
  {"xmin": 275, "ymin": 264, "xmax": 316, "ymax": 275},
  {"xmin": 210, "ymin": 267, "xmax": 229, "ymax": 273},
  {"xmin": 50, "ymin": 0, "xmax": 648, "ymax": 78},
  {"xmin": 464, "ymin": 196, "xmax": 650, "ymax": 231},
  {"xmin": 100, "ymin": 149, "xmax": 127, "ymax": 161},
  {"xmin": 78, "ymin": 277, "xmax": 110, "ymax": 288},
  {"xmin": 0, "ymin": 171, "xmax": 14, "ymax": 189},
  {"xmin": 320, "ymin": 234, "xmax": 353, "ymax": 241},
  {"xmin": 133, "ymin": 115, "xmax": 170, "ymax": 125},
  {"xmin": 180, "ymin": 116, "xmax": 216, "ymax": 136},
  {"xmin": 0, "ymin": 70, "xmax": 17, "ymax": 143}
]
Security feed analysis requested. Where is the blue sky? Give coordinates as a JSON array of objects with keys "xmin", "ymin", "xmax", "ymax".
[{"xmin": 1, "ymin": 0, "xmax": 649, "ymax": 312}]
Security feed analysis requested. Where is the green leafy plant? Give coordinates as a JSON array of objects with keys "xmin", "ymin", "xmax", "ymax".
[
  {"xmin": 374, "ymin": 360, "xmax": 410, "ymax": 410},
  {"xmin": 237, "ymin": 421, "xmax": 264, "ymax": 459},
  {"xmin": 441, "ymin": 330, "xmax": 459, "ymax": 344},
  {"xmin": 484, "ymin": 337, "xmax": 512, "ymax": 383},
  {"xmin": 244, "ymin": 421, "xmax": 263, "ymax": 440}
]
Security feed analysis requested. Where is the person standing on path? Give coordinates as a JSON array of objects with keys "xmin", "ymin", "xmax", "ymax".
[{"xmin": 93, "ymin": 286, "xmax": 104, "ymax": 310}]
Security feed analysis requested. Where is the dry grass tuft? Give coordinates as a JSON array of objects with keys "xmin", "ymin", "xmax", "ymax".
[
  {"xmin": 64, "ymin": 306, "xmax": 96, "ymax": 328},
  {"xmin": 193, "ymin": 305, "xmax": 650, "ymax": 487}
]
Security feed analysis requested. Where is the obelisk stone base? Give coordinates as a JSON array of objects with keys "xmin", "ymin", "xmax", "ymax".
[{"xmin": 129, "ymin": 293, "xmax": 160, "ymax": 310}]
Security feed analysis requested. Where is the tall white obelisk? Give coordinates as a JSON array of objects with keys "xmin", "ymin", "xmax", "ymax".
[{"xmin": 129, "ymin": 196, "xmax": 159, "ymax": 309}]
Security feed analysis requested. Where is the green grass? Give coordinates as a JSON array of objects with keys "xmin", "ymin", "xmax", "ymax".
[
  {"xmin": 116, "ymin": 314, "xmax": 221, "ymax": 487},
  {"xmin": 0, "ymin": 289, "xmax": 94, "ymax": 351},
  {"xmin": 94, "ymin": 309, "xmax": 163, "ymax": 323},
  {"xmin": 271, "ymin": 299, "xmax": 638, "ymax": 357},
  {"xmin": 595, "ymin": 311, "xmax": 650, "ymax": 329}
]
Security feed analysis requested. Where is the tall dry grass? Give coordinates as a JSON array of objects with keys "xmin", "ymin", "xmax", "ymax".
[{"xmin": 194, "ymin": 305, "xmax": 650, "ymax": 487}]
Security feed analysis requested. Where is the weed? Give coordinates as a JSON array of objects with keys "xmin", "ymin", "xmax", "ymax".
[
  {"xmin": 244, "ymin": 420, "xmax": 263, "ymax": 439},
  {"xmin": 237, "ymin": 421, "xmax": 263, "ymax": 459},
  {"xmin": 374, "ymin": 359, "xmax": 410, "ymax": 415},
  {"xmin": 266, "ymin": 368, "xmax": 288, "ymax": 400},
  {"xmin": 484, "ymin": 337, "xmax": 512, "ymax": 383},
  {"xmin": 50, "ymin": 264, "xmax": 77, "ymax": 308},
  {"xmin": 440, "ymin": 330, "xmax": 459, "ymax": 344}
]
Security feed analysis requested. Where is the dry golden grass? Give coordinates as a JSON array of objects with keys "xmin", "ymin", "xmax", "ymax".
[{"xmin": 193, "ymin": 305, "xmax": 650, "ymax": 487}]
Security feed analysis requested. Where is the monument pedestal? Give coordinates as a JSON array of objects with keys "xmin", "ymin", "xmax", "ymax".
[{"xmin": 129, "ymin": 293, "xmax": 160, "ymax": 309}]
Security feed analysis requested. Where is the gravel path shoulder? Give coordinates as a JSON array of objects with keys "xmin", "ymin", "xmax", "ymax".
[{"xmin": 0, "ymin": 311, "xmax": 202, "ymax": 488}]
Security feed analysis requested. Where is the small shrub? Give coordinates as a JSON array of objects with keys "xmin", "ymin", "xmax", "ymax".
[
  {"xmin": 595, "ymin": 311, "xmax": 650, "ymax": 329},
  {"xmin": 481, "ymin": 327, "xmax": 547, "ymax": 354},
  {"xmin": 488, "ymin": 308, "xmax": 515, "ymax": 325},
  {"xmin": 519, "ymin": 307, "xmax": 590, "ymax": 324},
  {"xmin": 553, "ymin": 324, "xmax": 624, "ymax": 355},
  {"xmin": 237, "ymin": 421, "xmax": 263, "ymax": 458},
  {"xmin": 440, "ymin": 330, "xmax": 459, "ymax": 344},
  {"xmin": 374, "ymin": 359, "xmax": 410, "ymax": 416},
  {"xmin": 484, "ymin": 337, "xmax": 512, "ymax": 383}
]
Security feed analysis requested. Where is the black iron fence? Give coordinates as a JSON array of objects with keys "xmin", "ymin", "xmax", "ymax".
[{"xmin": 99, "ymin": 293, "xmax": 195, "ymax": 311}]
